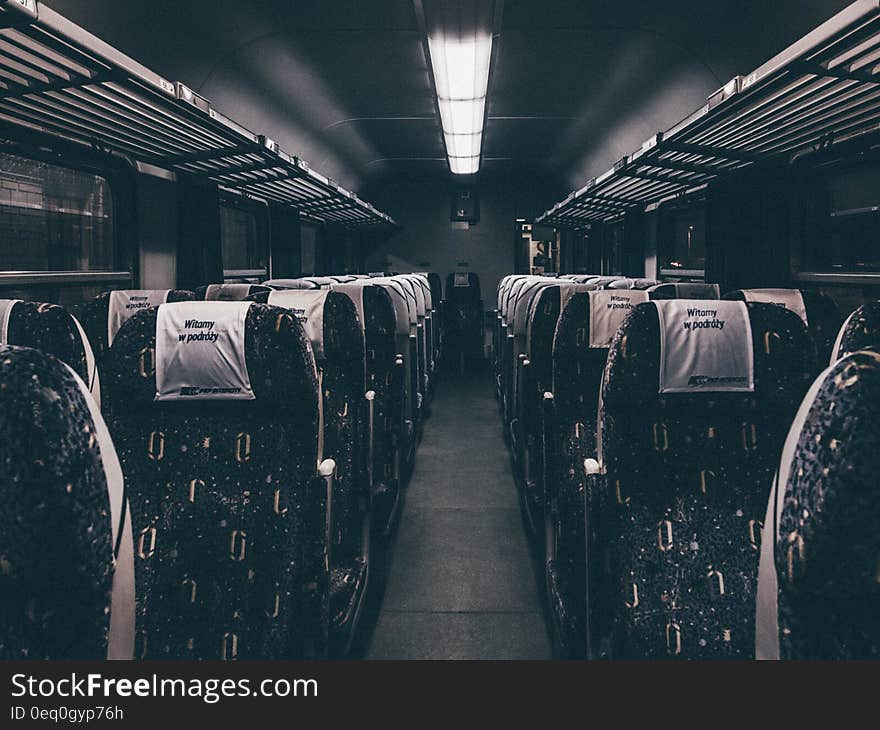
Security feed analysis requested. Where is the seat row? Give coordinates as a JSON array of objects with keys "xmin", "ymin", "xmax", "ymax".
[
  {"xmin": 494, "ymin": 274, "xmax": 879, "ymax": 658},
  {"xmin": 0, "ymin": 272, "xmax": 443, "ymax": 660}
]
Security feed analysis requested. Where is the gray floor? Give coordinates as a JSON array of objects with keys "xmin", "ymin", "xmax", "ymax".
[{"xmin": 366, "ymin": 369, "xmax": 552, "ymax": 659}]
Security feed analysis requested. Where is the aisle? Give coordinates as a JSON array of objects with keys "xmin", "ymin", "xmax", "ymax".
[{"xmin": 366, "ymin": 367, "xmax": 552, "ymax": 659}]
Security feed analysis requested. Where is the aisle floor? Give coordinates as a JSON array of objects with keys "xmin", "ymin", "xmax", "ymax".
[{"xmin": 366, "ymin": 368, "xmax": 552, "ymax": 659}]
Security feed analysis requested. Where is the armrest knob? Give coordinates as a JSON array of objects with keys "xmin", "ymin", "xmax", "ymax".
[{"xmin": 584, "ymin": 458, "xmax": 601, "ymax": 476}]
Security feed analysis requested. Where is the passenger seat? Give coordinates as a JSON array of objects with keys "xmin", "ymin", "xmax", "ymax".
[
  {"xmin": 545, "ymin": 286, "xmax": 648, "ymax": 657},
  {"xmin": 723, "ymin": 288, "xmax": 842, "ymax": 366},
  {"xmin": 647, "ymin": 282, "xmax": 721, "ymax": 299},
  {"xmin": 104, "ymin": 301, "xmax": 330, "ymax": 659},
  {"xmin": 0, "ymin": 299, "xmax": 99, "ymax": 403},
  {"xmin": 248, "ymin": 288, "xmax": 370, "ymax": 654},
  {"xmin": 0, "ymin": 345, "xmax": 134, "ymax": 659},
  {"xmin": 197, "ymin": 284, "xmax": 272, "ymax": 300},
  {"xmin": 756, "ymin": 349, "xmax": 880, "ymax": 659},
  {"xmin": 830, "ymin": 300, "xmax": 880, "ymax": 363},
  {"xmin": 597, "ymin": 299, "xmax": 814, "ymax": 658}
]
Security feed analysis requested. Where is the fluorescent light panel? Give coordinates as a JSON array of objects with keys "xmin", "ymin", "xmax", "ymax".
[{"xmin": 428, "ymin": 33, "xmax": 492, "ymax": 175}]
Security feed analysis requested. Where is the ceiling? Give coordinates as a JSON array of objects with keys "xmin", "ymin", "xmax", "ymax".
[{"xmin": 42, "ymin": 0, "xmax": 854, "ymax": 194}]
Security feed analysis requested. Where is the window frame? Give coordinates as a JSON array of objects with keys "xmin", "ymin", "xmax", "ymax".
[
  {"xmin": 790, "ymin": 153, "xmax": 880, "ymax": 285},
  {"xmin": 657, "ymin": 194, "xmax": 708, "ymax": 281},
  {"xmin": 218, "ymin": 191, "xmax": 272, "ymax": 282},
  {"xmin": 0, "ymin": 139, "xmax": 135, "ymax": 293}
]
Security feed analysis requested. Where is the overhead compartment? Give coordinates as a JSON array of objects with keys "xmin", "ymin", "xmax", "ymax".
[
  {"xmin": 0, "ymin": 0, "xmax": 396, "ymax": 230},
  {"xmin": 537, "ymin": 0, "xmax": 880, "ymax": 228}
]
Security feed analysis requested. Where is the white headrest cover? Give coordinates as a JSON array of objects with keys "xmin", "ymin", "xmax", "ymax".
[
  {"xmin": 268, "ymin": 289, "xmax": 330, "ymax": 359},
  {"xmin": 108, "ymin": 290, "xmax": 170, "ymax": 345},
  {"xmin": 204, "ymin": 284, "xmax": 254, "ymax": 301},
  {"xmin": 155, "ymin": 301, "xmax": 254, "ymax": 401},
  {"xmin": 741, "ymin": 289, "xmax": 808, "ymax": 326},
  {"xmin": 263, "ymin": 278, "xmax": 319, "ymax": 289},
  {"xmin": 0, "ymin": 298, "xmax": 20, "ymax": 342},
  {"xmin": 655, "ymin": 300, "xmax": 754, "ymax": 394},
  {"xmin": 588, "ymin": 289, "xmax": 649, "ymax": 348}
]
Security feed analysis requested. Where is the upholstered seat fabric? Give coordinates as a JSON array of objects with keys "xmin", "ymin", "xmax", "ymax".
[{"xmin": 598, "ymin": 301, "xmax": 814, "ymax": 659}]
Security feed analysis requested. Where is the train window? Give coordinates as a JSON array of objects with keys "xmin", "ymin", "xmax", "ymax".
[
  {"xmin": 0, "ymin": 152, "xmax": 127, "ymax": 306},
  {"xmin": 801, "ymin": 166, "xmax": 880, "ymax": 275},
  {"xmin": 602, "ymin": 221, "xmax": 624, "ymax": 275},
  {"xmin": 659, "ymin": 202, "xmax": 706, "ymax": 277},
  {"xmin": 219, "ymin": 196, "xmax": 270, "ymax": 282}
]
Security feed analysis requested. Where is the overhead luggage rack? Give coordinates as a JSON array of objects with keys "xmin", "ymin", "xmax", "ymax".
[
  {"xmin": 537, "ymin": 0, "xmax": 880, "ymax": 228},
  {"xmin": 0, "ymin": 0, "xmax": 395, "ymax": 229}
]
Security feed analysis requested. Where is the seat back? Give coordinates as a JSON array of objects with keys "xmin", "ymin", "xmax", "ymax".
[
  {"xmin": 724, "ymin": 288, "xmax": 841, "ymax": 367},
  {"xmin": 608, "ymin": 278, "xmax": 659, "ymax": 290},
  {"xmin": 367, "ymin": 278, "xmax": 417, "ymax": 460},
  {"xmin": 647, "ymin": 282, "xmax": 721, "ymax": 300},
  {"xmin": 830, "ymin": 300, "xmax": 880, "ymax": 364},
  {"xmin": 104, "ymin": 301, "xmax": 325, "ymax": 659},
  {"xmin": 598, "ymin": 300, "xmax": 814, "ymax": 659},
  {"xmin": 255, "ymin": 289, "xmax": 366, "ymax": 562},
  {"xmin": 0, "ymin": 345, "xmax": 134, "ymax": 660},
  {"xmin": 264, "ymin": 278, "xmax": 321, "ymax": 289},
  {"xmin": 81, "ymin": 290, "xmax": 196, "ymax": 382},
  {"xmin": 198, "ymin": 284, "xmax": 272, "ymax": 301},
  {"xmin": 331, "ymin": 281, "xmax": 400, "ymax": 510},
  {"xmin": 585, "ymin": 276, "xmax": 625, "ymax": 289},
  {"xmin": 756, "ymin": 350, "xmax": 880, "ymax": 659},
  {"xmin": 0, "ymin": 299, "xmax": 98, "ymax": 401},
  {"xmin": 508, "ymin": 279, "xmax": 556, "ymax": 426}
]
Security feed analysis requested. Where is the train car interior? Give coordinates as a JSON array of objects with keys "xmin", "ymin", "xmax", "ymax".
[{"xmin": 1, "ymin": 0, "xmax": 879, "ymax": 665}]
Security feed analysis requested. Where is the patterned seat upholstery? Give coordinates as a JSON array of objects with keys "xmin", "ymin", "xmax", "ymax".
[
  {"xmin": 248, "ymin": 289, "xmax": 367, "ymax": 651},
  {"xmin": 830, "ymin": 300, "xmax": 880, "ymax": 363},
  {"xmin": 0, "ymin": 345, "xmax": 133, "ymax": 660},
  {"xmin": 397, "ymin": 276, "xmax": 428, "ymax": 414},
  {"xmin": 104, "ymin": 302, "xmax": 326, "ymax": 659},
  {"xmin": 598, "ymin": 301, "xmax": 815, "ymax": 659},
  {"xmin": 494, "ymin": 275, "xmax": 528, "ymax": 397},
  {"xmin": 756, "ymin": 350, "xmax": 880, "ymax": 659},
  {"xmin": 444, "ymin": 272, "xmax": 483, "ymax": 367},
  {"xmin": 0, "ymin": 299, "xmax": 97, "ymax": 400},
  {"xmin": 427, "ymin": 272, "xmax": 443, "ymax": 364},
  {"xmin": 197, "ymin": 284, "xmax": 272, "ymax": 301},
  {"xmin": 518, "ymin": 283, "xmax": 595, "ymax": 531},
  {"xmin": 545, "ymin": 287, "xmax": 647, "ymax": 656},
  {"xmin": 409, "ymin": 274, "xmax": 435, "ymax": 393},
  {"xmin": 81, "ymin": 290, "xmax": 196, "ymax": 405},
  {"xmin": 724, "ymin": 288, "xmax": 843, "ymax": 368},
  {"xmin": 648, "ymin": 282, "xmax": 721, "ymax": 300},
  {"xmin": 508, "ymin": 279, "xmax": 557, "ymax": 448},
  {"xmin": 369, "ymin": 278, "xmax": 417, "ymax": 474},
  {"xmin": 331, "ymin": 282, "xmax": 401, "ymax": 535}
]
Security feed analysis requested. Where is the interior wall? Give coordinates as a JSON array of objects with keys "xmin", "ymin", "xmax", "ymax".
[
  {"xmin": 136, "ymin": 173, "xmax": 178, "ymax": 289},
  {"xmin": 363, "ymin": 175, "xmax": 563, "ymax": 308}
]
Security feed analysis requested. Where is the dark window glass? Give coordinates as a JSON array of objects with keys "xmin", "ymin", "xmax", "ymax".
[
  {"xmin": 804, "ymin": 166, "xmax": 880, "ymax": 274},
  {"xmin": 603, "ymin": 222, "xmax": 624, "ymax": 275},
  {"xmin": 0, "ymin": 152, "xmax": 114, "ymax": 272},
  {"xmin": 661, "ymin": 204, "xmax": 706, "ymax": 273},
  {"xmin": 219, "ymin": 200, "xmax": 269, "ymax": 279}
]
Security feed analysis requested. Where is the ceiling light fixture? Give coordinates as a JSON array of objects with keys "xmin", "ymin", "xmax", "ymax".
[{"xmin": 428, "ymin": 32, "xmax": 492, "ymax": 175}]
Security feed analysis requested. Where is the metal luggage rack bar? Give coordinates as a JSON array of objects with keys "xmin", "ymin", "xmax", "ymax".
[
  {"xmin": 0, "ymin": 0, "xmax": 395, "ymax": 229},
  {"xmin": 537, "ymin": 0, "xmax": 880, "ymax": 228}
]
